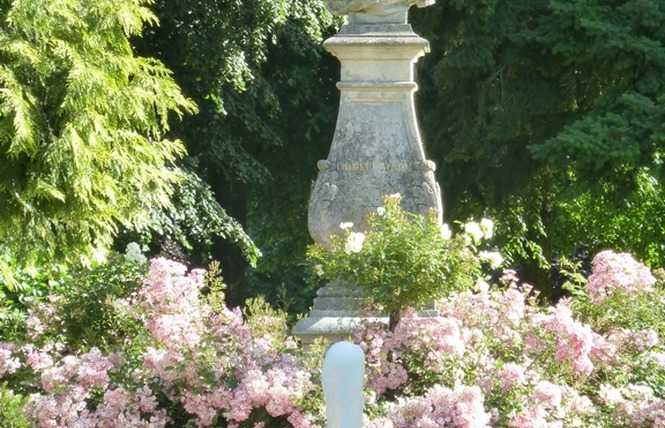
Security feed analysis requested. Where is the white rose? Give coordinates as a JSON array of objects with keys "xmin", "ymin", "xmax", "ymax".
[
  {"xmin": 599, "ymin": 384, "xmax": 624, "ymax": 406},
  {"xmin": 476, "ymin": 278, "xmax": 490, "ymax": 293},
  {"xmin": 479, "ymin": 251, "xmax": 503, "ymax": 269},
  {"xmin": 440, "ymin": 223, "xmax": 452, "ymax": 240},
  {"xmin": 124, "ymin": 242, "xmax": 147, "ymax": 264},
  {"xmin": 464, "ymin": 221, "xmax": 484, "ymax": 243},
  {"xmin": 344, "ymin": 232, "xmax": 365, "ymax": 254},
  {"xmin": 340, "ymin": 222, "xmax": 354, "ymax": 230},
  {"xmin": 479, "ymin": 218, "xmax": 494, "ymax": 239}
]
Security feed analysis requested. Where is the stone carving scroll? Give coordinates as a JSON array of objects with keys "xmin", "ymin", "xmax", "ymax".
[
  {"xmin": 324, "ymin": 0, "xmax": 436, "ymax": 24},
  {"xmin": 325, "ymin": 0, "xmax": 435, "ymax": 15}
]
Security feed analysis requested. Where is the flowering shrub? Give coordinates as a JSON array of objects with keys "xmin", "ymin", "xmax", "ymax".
[
  {"xmin": 0, "ymin": 250, "xmax": 663, "ymax": 427},
  {"xmin": 354, "ymin": 252, "xmax": 665, "ymax": 427},
  {"xmin": 1, "ymin": 257, "xmax": 323, "ymax": 427},
  {"xmin": 308, "ymin": 194, "xmax": 498, "ymax": 330},
  {"xmin": 585, "ymin": 249, "xmax": 657, "ymax": 305},
  {"xmin": 0, "ymin": 382, "xmax": 28, "ymax": 428}
]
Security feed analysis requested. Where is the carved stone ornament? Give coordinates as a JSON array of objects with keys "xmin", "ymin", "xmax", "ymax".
[{"xmin": 324, "ymin": 0, "xmax": 436, "ymax": 24}]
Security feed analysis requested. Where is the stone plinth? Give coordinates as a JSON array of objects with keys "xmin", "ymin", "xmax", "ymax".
[
  {"xmin": 292, "ymin": 279, "xmax": 387, "ymax": 347},
  {"xmin": 294, "ymin": 1, "xmax": 440, "ymax": 345}
]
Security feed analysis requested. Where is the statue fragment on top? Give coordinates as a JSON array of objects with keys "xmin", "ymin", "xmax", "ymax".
[{"xmin": 324, "ymin": 0, "xmax": 436, "ymax": 24}]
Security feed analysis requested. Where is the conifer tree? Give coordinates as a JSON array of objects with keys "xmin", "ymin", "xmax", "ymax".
[
  {"xmin": 412, "ymin": 0, "xmax": 665, "ymax": 298},
  {"xmin": 0, "ymin": 0, "xmax": 196, "ymax": 274}
]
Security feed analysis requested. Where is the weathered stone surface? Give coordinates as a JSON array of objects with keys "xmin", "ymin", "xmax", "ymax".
[
  {"xmin": 292, "ymin": 279, "xmax": 388, "ymax": 346},
  {"xmin": 295, "ymin": 7, "xmax": 441, "ymax": 346},
  {"xmin": 308, "ymin": 27, "xmax": 442, "ymax": 249}
]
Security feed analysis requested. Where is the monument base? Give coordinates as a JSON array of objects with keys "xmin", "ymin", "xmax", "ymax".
[{"xmin": 292, "ymin": 279, "xmax": 388, "ymax": 346}]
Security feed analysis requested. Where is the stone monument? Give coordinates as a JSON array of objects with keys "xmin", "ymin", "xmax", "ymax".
[{"xmin": 293, "ymin": 0, "xmax": 441, "ymax": 345}]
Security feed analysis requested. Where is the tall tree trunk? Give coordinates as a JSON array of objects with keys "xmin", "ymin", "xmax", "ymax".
[
  {"xmin": 522, "ymin": 185, "xmax": 556, "ymax": 304},
  {"xmin": 209, "ymin": 175, "xmax": 249, "ymax": 309}
]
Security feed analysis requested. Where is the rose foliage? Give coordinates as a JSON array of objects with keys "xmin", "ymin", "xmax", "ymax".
[
  {"xmin": 0, "ymin": 249, "xmax": 664, "ymax": 427},
  {"xmin": 307, "ymin": 194, "xmax": 498, "ymax": 330}
]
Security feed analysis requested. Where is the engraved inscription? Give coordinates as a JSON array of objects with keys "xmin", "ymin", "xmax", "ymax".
[
  {"xmin": 380, "ymin": 161, "xmax": 411, "ymax": 171},
  {"xmin": 335, "ymin": 161, "xmax": 413, "ymax": 171},
  {"xmin": 337, "ymin": 162, "xmax": 373, "ymax": 171}
]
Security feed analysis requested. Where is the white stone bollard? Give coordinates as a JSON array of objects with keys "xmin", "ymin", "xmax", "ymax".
[{"xmin": 322, "ymin": 341, "xmax": 365, "ymax": 428}]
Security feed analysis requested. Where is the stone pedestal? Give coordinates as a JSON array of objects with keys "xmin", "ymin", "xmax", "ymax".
[
  {"xmin": 307, "ymin": 24, "xmax": 441, "ymax": 248},
  {"xmin": 293, "ymin": 279, "xmax": 387, "ymax": 347},
  {"xmin": 293, "ymin": 1, "xmax": 440, "ymax": 345}
]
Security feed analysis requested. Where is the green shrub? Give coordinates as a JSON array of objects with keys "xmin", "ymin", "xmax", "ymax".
[
  {"xmin": 25, "ymin": 253, "xmax": 147, "ymax": 352},
  {"xmin": 307, "ymin": 194, "xmax": 497, "ymax": 330},
  {"xmin": 0, "ymin": 383, "xmax": 29, "ymax": 428}
]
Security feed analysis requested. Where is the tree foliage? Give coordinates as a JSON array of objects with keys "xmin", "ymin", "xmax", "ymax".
[
  {"xmin": 411, "ymin": 0, "xmax": 665, "ymax": 295},
  {"xmin": 0, "ymin": 0, "xmax": 196, "ymax": 271},
  {"xmin": 136, "ymin": 0, "xmax": 339, "ymax": 306},
  {"xmin": 243, "ymin": 3, "xmax": 341, "ymax": 310},
  {"xmin": 121, "ymin": 169, "xmax": 261, "ymax": 266},
  {"xmin": 139, "ymin": 0, "xmax": 286, "ymax": 185},
  {"xmin": 526, "ymin": 0, "xmax": 665, "ymax": 180}
]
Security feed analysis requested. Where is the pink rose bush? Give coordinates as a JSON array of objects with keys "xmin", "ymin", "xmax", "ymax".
[
  {"xmin": 352, "ymin": 252, "xmax": 664, "ymax": 427},
  {"xmin": 2, "ymin": 258, "xmax": 323, "ymax": 427},
  {"xmin": 586, "ymin": 250, "xmax": 656, "ymax": 305},
  {"xmin": 1, "ymin": 250, "xmax": 663, "ymax": 427}
]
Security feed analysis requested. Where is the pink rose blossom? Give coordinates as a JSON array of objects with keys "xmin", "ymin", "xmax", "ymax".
[
  {"xmin": 532, "ymin": 381, "xmax": 563, "ymax": 408},
  {"xmin": 586, "ymin": 250, "xmax": 656, "ymax": 305},
  {"xmin": 497, "ymin": 362, "xmax": 527, "ymax": 391},
  {"xmin": 0, "ymin": 344, "xmax": 20, "ymax": 376}
]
